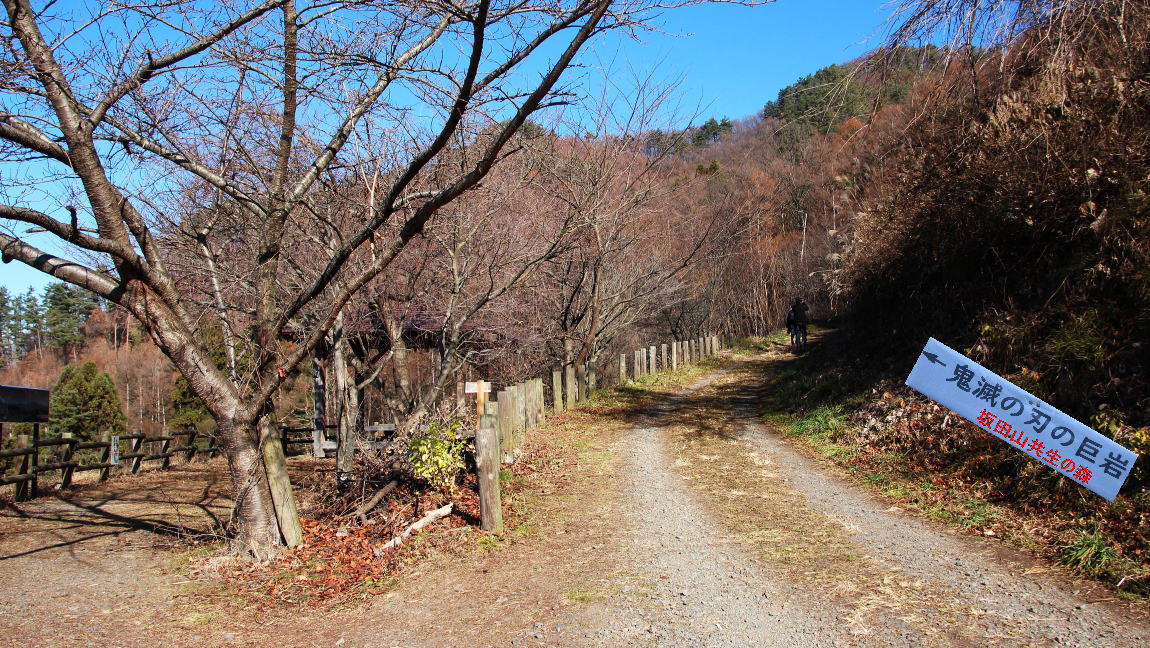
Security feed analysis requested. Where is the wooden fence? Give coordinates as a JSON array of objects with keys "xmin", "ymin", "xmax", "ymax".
[
  {"xmin": 0, "ymin": 424, "xmax": 355, "ymax": 501},
  {"xmin": 0, "ymin": 427, "xmax": 220, "ymax": 501},
  {"xmin": 473, "ymin": 333, "xmax": 725, "ymax": 533},
  {"xmin": 3, "ymin": 332, "xmax": 726, "ymax": 523}
]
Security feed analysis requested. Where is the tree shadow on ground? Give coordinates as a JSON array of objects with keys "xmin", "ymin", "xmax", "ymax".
[{"xmin": 0, "ymin": 464, "xmax": 232, "ymax": 561}]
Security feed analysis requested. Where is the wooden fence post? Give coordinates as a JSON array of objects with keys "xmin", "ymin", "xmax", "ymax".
[
  {"xmin": 98, "ymin": 431, "xmax": 112, "ymax": 482},
  {"xmin": 633, "ymin": 349, "xmax": 641, "ymax": 378},
  {"xmin": 185, "ymin": 429, "xmax": 198, "ymax": 463},
  {"xmin": 313, "ymin": 359, "xmax": 327, "ymax": 459},
  {"xmin": 574, "ymin": 365, "xmax": 587, "ymax": 403},
  {"xmin": 30, "ymin": 423, "xmax": 40, "ymax": 498},
  {"xmin": 496, "ymin": 391, "xmax": 512, "ymax": 463},
  {"xmin": 660, "ymin": 344, "xmax": 667, "ymax": 371},
  {"xmin": 565, "ymin": 365, "xmax": 576, "ymax": 409},
  {"xmin": 476, "ymin": 413, "xmax": 503, "ymax": 534},
  {"xmin": 534, "ymin": 378, "xmax": 543, "ymax": 423},
  {"xmin": 15, "ymin": 434, "xmax": 29, "ymax": 501},
  {"xmin": 646, "ymin": 345, "xmax": 654, "ymax": 373},
  {"xmin": 587, "ymin": 365, "xmax": 597, "ymax": 395},
  {"xmin": 537, "ymin": 378, "xmax": 546, "ymax": 423},
  {"xmin": 671, "ymin": 341, "xmax": 678, "ymax": 370},
  {"xmin": 530, "ymin": 378, "xmax": 540, "ymax": 425},
  {"xmin": 130, "ymin": 432, "xmax": 145, "ymax": 474},
  {"xmin": 516, "ymin": 383, "xmax": 528, "ymax": 449},
  {"xmin": 619, "ymin": 354, "xmax": 626, "ymax": 383},
  {"xmin": 161, "ymin": 433, "xmax": 174, "ymax": 470},
  {"xmin": 60, "ymin": 433, "xmax": 76, "ymax": 489},
  {"xmin": 516, "ymin": 383, "xmax": 529, "ymax": 450},
  {"xmin": 552, "ymin": 370, "xmax": 564, "ymax": 412},
  {"xmin": 507, "ymin": 384, "xmax": 521, "ymax": 453}
]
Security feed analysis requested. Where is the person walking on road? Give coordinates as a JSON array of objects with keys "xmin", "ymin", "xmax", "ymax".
[{"xmin": 786, "ymin": 297, "xmax": 810, "ymax": 348}]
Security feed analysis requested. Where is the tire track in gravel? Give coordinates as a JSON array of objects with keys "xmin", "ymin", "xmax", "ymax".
[{"xmin": 584, "ymin": 371, "xmax": 847, "ymax": 648}]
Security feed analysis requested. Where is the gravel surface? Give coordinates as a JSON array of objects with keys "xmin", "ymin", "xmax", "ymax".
[
  {"xmin": 727, "ymin": 370, "xmax": 1150, "ymax": 648},
  {"xmin": 582, "ymin": 361, "xmax": 1149, "ymax": 647},
  {"xmin": 570, "ymin": 372, "xmax": 842, "ymax": 647}
]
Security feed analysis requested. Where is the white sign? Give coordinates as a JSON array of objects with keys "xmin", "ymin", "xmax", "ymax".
[
  {"xmin": 464, "ymin": 381, "xmax": 492, "ymax": 394},
  {"xmin": 906, "ymin": 337, "xmax": 1138, "ymax": 501},
  {"xmin": 109, "ymin": 435, "xmax": 120, "ymax": 465}
]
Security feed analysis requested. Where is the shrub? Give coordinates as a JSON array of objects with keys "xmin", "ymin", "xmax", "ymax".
[{"xmin": 407, "ymin": 421, "xmax": 465, "ymax": 494}]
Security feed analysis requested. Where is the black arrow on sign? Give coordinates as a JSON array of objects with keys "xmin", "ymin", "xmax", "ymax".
[{"xmin": 922, "ymin": 351, "xmax": 946, "ymax": 366}]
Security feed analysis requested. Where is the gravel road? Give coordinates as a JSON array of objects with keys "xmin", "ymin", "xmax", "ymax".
[
  {"xmin": 3, "ymin": 358, "xmax": 1147, "ymax": 648},
  {"xmin": 581, "ymin": 362, "xmax": 1150, "ymax": 648}
]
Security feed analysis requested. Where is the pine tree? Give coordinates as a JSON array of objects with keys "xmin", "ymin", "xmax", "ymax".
[
  {"xmin": 16, "ymin": 287, "xmax": 43, "ymax": 359},
  {"xmin": 50, "ymin": 361, "xmax": 127, "ymax": 441},
  {"xmin": 0, "ymin": 287, "xmax": 14, "ymax": 366},
  {"xmin": 42, "ymin": 282, "xmax": 99, "ymax": 353}
]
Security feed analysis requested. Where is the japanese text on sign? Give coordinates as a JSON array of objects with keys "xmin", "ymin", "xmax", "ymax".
[{"xmin": 905, "ymin": 338, "xmax": 1138, "ymax": 501}]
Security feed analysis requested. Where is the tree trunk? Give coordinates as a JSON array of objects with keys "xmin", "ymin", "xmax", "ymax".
[
  {"xmin": 332, "ymin": 312, "xmax": 361, "ymax": 482},
  {"xmin": 220, "ymin": 421, "xmax": 289, "ymax": 560}
]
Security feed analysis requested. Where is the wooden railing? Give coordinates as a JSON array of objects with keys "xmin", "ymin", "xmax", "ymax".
[{"xmin": 0, "ymin": 428, "xmax": 219, "ymax": 501}]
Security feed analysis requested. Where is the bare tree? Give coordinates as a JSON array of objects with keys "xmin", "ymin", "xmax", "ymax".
[
  {"xmin": 528, "ymin": 74, "xmax": 723, "ymax": 368},
  {"xmin": 0, "ymin": 0, "xmax": 742, "ymax": 557}
]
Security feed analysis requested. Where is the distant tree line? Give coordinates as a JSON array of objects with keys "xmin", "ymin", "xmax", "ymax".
[{"xmin": 0, "ymin": 284, "xmax": 101, "ymax": 366}]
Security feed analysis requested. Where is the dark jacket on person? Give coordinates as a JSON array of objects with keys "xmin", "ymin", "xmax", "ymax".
[{"xmin": 787, "ymin": 301, "xmax": 809, "ymax": 328}]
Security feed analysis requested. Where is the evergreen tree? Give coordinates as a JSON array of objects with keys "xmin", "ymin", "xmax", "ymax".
[
  {"xmin": 763, "ymin": 64, "xmax": 871, "ymax": 133},
  {"xmin": 0, "ymin": 287, "xmax": 14, "ymax": 366},
  {"xmin": 16, "ymin": 287, "xmax": 43, "ymax": 358},
  {"xmin": 171, "ymin": 374, "xmax": 212, "ymax": 430},
  {"xmin": 41, "ymin": 282, "xmax": 99, "ymax": 352},
  {"xmin": 689, "ymin": 117, "xmax": 733, "ymax": 147},
  {"xmin": 50, "ymin": 361, "xmax": 127, "ymax": 441}
]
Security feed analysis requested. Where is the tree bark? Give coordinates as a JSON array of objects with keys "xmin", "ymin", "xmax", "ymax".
[
  {"xmin": 332, "ymin": 312, "xmax": 360, "ymax": 482},
  {"xmin": 220, "ymin": 421, "xmax": 287, "ymax": 560}
]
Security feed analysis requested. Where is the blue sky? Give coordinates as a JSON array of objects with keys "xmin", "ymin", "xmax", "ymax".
[
  {"xmin": 599, "ymin": 0, "xmax": 896, "ymax": 122},
  {"xmin": 0, "ymin": 0, "xmax": 895, "ymax": 297}
]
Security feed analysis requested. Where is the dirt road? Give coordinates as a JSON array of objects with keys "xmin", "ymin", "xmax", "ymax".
[{"xmin": 2, "ymin": 352, "xmax": 1147, "ymax": 647}]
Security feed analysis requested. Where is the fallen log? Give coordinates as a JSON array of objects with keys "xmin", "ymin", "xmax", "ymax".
[
  {"xmin": 349, "ymin": 480, "xmax": 398, "ymax": 525},
  {"xmin": 375, "ymin": 503, "xmax": 453, "ymax": 554}
]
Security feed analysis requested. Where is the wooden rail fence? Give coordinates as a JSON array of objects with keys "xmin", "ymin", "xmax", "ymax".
[
  {"xmin": 474, "ymin": 332, "xmax": 725, "ymax": 533},
  {"xmin": 0, "ymin": 428, "xmax": 221, "ymax": 501},
  {"xmin": 0, "ymin": 424, "xmax": 366, "ymax": 501},
  {"xmin": 4, "ymin": 332, "xmax": 725, "ymax": 531}
]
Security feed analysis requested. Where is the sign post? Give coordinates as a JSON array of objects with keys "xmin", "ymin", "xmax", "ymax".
[
  {"xmin": 465, "ymin": 380, "xmax": 492, "ymax": 419},
  {"xmin": 906, "ymin": 337, "xmax": 1138, "ymax": 501}
]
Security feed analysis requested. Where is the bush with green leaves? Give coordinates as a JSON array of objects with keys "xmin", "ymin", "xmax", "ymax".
[
  {"xmin": 50, "ymin": 361, "xmax": 127, "ymax": 441},
  {"xmin": 407, "ymin": 421, "xmax": 465, "ymax": 494}
]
